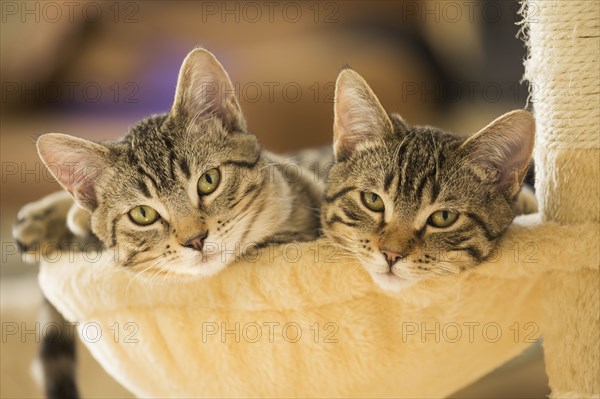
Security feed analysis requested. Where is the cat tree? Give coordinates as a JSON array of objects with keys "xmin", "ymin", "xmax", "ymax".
[
  {"xmin": 520, "ymin": 1, "xmax": 599, "ymax": 396},
  {"xmin": 39, "ymin": 1, "xmax": 599, "ymax": 397}
]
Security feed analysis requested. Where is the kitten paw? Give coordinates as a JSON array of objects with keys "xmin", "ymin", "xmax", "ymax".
[
  {"xmin": 12, "ymin": 191, "xmax": 76, "ymax": 262},
  {"xmin": 515, "ymin": 185, "xmax": 538, "ymax": 215}
]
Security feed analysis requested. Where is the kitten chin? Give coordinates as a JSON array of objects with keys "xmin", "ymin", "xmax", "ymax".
[
  {"xmin": 166, "ymin": 256, "xmax": 228, "ymax": 278},
  {"xmin": 183, "ymin": 251, "xmax": 231, "ymax": 276},
  {"xmin": 369, "ymin": 271, "xmax": 418, "ymax": 292},
  {"xmin": 126, "ymin": 251, "xmax": 229, "ymax": 279}
]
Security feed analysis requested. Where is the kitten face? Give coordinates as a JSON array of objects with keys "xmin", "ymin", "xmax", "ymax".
[
  {"xmin": 36, "ymin": 49, "xmax": 292, "ymax": 277},
  {"xmin": 323, "ymin": 69, "xmax": 535, "ymax": 292},
  {"xmin": 91, "ymin": 117, "xmax": 280, "ymax": 277}
]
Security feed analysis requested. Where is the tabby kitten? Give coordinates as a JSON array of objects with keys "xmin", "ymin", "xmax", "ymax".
[
  {"xmin": 13, "ymin": 48, "xmax": 323, "ymax": 399},
  {"xmin": 322, "ymin": 69, "xmax": 535, "ymax": 292},
  {"xmin": 15, "ymin": 48, "xmax": 323, "ymax": 276}
]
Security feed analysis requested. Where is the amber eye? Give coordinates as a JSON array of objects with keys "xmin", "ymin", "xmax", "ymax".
[
  {"xmin": 428, "ymin": 210, "xmax": 459, "ymax": 228},
  {"xmin": 361, "ymin": 192, "xmax": 385, "ymax": 212},
  {"xmin": 129, "ymin": 205, "xmax": 159, "ymax": 226},
  {"xmin": 198, "ymin": 168, "xmax": 221, "ymax": 195}
]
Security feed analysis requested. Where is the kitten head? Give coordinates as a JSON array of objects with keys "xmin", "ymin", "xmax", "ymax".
[
  {"xmin": 37, "ymin": 49, "xmax": 292, "ymax": 277},
  {"xmin": 323, "ymin": 69, "xmax": 535, "ymax": 292}
]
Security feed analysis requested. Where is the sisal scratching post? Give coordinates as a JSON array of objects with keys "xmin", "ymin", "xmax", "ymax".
[{"xmin": 522, "ymin": 1, "xmax": 600, "ymax": 397}]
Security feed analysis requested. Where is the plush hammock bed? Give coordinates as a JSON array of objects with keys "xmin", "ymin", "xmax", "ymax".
[{"xmin": 39, "ymin": 1, "xmax": 599, "ymax": 398}]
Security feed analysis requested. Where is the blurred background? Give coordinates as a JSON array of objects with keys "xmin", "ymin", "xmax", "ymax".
[{"xmin": 1, "ymin": 1, "xmax": 547, "ymax": 397}]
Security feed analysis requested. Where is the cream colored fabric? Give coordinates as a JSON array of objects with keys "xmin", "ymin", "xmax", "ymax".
[{"xmin": 39, "ymin": 215, "xmax": 598, "ymax": 398}]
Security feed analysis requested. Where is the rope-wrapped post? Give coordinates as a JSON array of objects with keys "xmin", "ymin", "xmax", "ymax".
[{"xmin": 521, "ymin": 1, "xmax": 599, "ymax": 397}]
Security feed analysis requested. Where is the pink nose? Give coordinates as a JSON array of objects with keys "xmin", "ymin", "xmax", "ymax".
[
  {"xmin": 381, "ymin": 249, "xmax": 408, "ymax": 267},
  {"xmin": 183, "ymin": 232, "xmax": 207, "ymax": 251}
]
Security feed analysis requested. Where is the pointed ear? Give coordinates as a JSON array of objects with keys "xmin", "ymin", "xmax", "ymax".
[
  {"xmin": 170, "ymin": 48, "xmax": 246, "ymax": 133},
  {"xmin": 37, "ymin": 133, "xmax": 109, "ymax": 211},
  {"xmin": 461, "ymin": 110, "xmax": 535, "ymax": 197},
  {"xmin": 333, "ymin": 69, "xmax": 393, "ymax": 161}
]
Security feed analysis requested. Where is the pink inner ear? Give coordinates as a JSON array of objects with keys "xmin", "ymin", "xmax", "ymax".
[
  {"xmin": 466, "ymin": 111, "xmax": 535, "ymax": 194},
  {"xmin": 37, "ymin": 135, "xmax": 108, "ymax": 211},
  {"xmin": 499, "ymin": 140, "xmax": 530, "ymax": 184},
  {"xmin": 65, "ymin": 157, "xmax": 103, "ymax": 208},
  {"xmin": 172, "ymin": 50, "xmax": 246, "ymax": 133},
  {"xmin": 333, "ymin": 72, "xmax": 392, "ymax": 160},
  {"xmin": 492, "ymin": 149, "xmax": 525, "ymax": 195}
]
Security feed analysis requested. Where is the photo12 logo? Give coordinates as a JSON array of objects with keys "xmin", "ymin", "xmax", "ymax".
[
  {"xmin": 198, "ymin": 2, "xmax": 339, "ymax": 24},
  {"xmin": 401, "ymin": 321, "xmax": 540, "ymax": 344},
  {"xmin": 1, "ymin": 81, "xmax": 139, "ymax": 106},
  {"xmin": 1, "ymin": 321, "xmax": 139, "ymax": 344},
  {"xmin": 1, "ymin": 2, "xmax": 140, "ymax": 24},
  {"xmin": 200, "ymin": 321, "xmax": 339, "ymax": 344}
]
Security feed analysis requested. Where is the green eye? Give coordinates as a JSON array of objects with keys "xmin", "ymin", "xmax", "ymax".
[
  {"xmin": 198, "ymin": 168, "xmax": 221, "ymax": 195},
  {"xmin": 428, "ymin": 210, "xmax": 458, "ymax": 228},
  {"xmin": 361, "ymin": 192, "xmax": 385, "ymax": 212},
  {"xmin": 129, "ymin": 205, "xmax": 159, "ymax": 226}
]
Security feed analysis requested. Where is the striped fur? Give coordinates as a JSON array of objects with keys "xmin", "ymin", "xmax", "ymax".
[
  {"xmin": 15, "ymin": 49, "xmax": 325, "ymax": 398},
  {"xmin": 67, "ymin": 113, "xmax": 323, "ymax": 275},
  {"xmin": 30, "ymin": 49, "xmax": 324, "ymax": 278},
  {"xmin": 322, "ymin": 69, "xmax": 536, "ymax": 292}
]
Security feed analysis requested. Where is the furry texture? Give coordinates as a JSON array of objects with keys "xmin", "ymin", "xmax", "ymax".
[
  {"xmin": 38, "ymin": 214, "xmax": 598, "ymax": 398},
  {"xmin": 323, "ymin": 69, "xmax": 536, "ymax": 292},
  {"xmin": 20, "ymin": 48, "xmax": 323, "ymax": 278}
]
